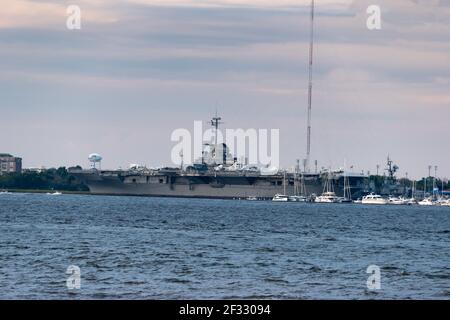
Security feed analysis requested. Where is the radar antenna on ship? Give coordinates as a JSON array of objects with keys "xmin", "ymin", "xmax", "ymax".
[{"xmin": 210, "ymin": 110, "xmax": 223, "ymax": 163}]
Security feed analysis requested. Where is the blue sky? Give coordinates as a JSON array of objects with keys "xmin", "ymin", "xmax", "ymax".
[{"xmin": 1, "ymin": 0, "xmax": 450, "ymax": 178}]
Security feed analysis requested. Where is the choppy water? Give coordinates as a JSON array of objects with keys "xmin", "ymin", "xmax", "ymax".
[{"xmin": 0, "ymin": 193, "xmax": 449, "ymax": 299}]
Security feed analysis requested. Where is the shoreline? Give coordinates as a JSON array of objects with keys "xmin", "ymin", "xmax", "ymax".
[{"xmin": 3, "ymin": 189, "xmax": 91, "ymax": 195}]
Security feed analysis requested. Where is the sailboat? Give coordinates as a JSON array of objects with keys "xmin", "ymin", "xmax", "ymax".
[
  {"xmin": 406, "ymin": 180, "xmax": 418, "ymax": 205},
  {"xmin": 338, "ymin": 170, "xmax": 352, "ymax": 203},
  {"xmin": 289, "ymin": 165, "xmax": 308, "ymax": 202},
  {"xmin": 272, "ymin": 171, "xmax": 289, "ymax": 202},
  {"xmin": 315, "ymin": 170, "xmax": 339, "ymax": 203}
]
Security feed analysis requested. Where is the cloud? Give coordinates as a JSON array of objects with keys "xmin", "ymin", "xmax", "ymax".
[
  {"xmin": 0, "ymin": 0, "xmax": 449, "ymax": 176},
  {"xmin": 128, "ymin": 0, "xmax": 353, "ymax": 9}
]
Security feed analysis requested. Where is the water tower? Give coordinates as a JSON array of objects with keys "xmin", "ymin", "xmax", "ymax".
[{"xmin": 88, "ymin": 153, "xmax": 103, "ymax": 170}]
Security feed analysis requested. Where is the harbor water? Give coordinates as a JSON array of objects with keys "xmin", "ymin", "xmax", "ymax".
[{"xmin": 1, "ymin": 193, "xmax": 449, "ymax": 299}]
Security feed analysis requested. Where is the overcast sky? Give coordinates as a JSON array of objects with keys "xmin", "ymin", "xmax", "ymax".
[{"xmin": 1, "ymin": 0, "xmax": 449, "ymax": 178}]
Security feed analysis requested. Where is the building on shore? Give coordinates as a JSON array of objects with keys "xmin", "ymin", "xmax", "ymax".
[{"xmin": 0, "ymin": 154, "xmax": 22, "ymax": 174}]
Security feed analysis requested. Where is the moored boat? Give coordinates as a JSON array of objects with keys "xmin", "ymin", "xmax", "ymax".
[
  {"xmin": 361, "ymin": 193, "xmax": 388, "ymax": 205},
  {"xmin": 272, "ymin": 194, "xmax": 289, "ymax": 202}
]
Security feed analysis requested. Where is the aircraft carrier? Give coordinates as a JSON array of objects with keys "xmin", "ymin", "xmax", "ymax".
[
  {"xmin": 69, "ymin": 131, "xmax": 368, "ymax": 200},
  {"xmin": 70, "ymin": 168, "xmax": 367, "ymax": 200}
]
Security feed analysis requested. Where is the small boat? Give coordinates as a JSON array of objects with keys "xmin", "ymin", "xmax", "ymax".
[
  {"xmin": 288, "ymin": 195, "xmax": 308, "ymax": 202},
  {"xmin": 361, "ymin": 193, "xmax": 388, "ymax": 205},
  {"xmin": 340, "ymin": 168, "xmax": 353, "ymax": 203},
  {"xmin": 315, "ymin": 191, "xmax": 339, "ymax": 203},
  {"xmin": 405, "ymin": 198, "xmax": 418, "ymax": 205},
  {"xmin": 440, "ymin": 200, "xmax": 450, "ymax": 207},
  {"xmin": 337, "ymin": 197, "xmax": 353, "ymax": 203},
  {"xmin": 388, "ymin": 196, "xmax": 407, "ymax": 205},
  {"xmin": 273, "ymin": 171, "xmax": 290, "ymax": 202},
  {"xmin": 418, "ymin": 197, "xmax": 434, "ymax": 206},
  {"xmin": 246, "ymin": 196, "xmax": 258, "ymax": 201},
  {"xmin": 272, "ymin": 194, "xmax": 289, "ymax": 202},
  {"xmin": 47, "ymin": 191, "xmax": 62, "ymax": 196},
  {"xmin": 315, "ymin": 171, "xmax": 339, "ymax": 203},
  {"xmin": 0, "ymin": 190, "xmax": 11, "ymax": 195}
]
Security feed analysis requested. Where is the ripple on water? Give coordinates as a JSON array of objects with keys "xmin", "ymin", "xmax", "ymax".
[{"xmin": 0, "ymin": 194, "xmax": 449, "ymax": 299}]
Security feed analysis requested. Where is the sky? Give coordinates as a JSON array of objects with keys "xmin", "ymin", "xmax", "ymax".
[{"xmin": 1, "ymin": 0, "xmax": 449, "ymax": 179}]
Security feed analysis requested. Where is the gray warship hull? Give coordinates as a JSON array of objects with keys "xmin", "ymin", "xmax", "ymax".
[{"xmin": 71, "ymin": 169, "xmax": 368, "ymax": 199}]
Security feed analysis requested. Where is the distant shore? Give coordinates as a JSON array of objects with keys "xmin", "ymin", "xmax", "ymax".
[{"xmin": 3, "ymin": 189, "xmax": 91, "ymax": 195}]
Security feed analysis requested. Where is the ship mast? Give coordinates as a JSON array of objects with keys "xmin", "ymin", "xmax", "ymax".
[
  {"xmin": 211, "ymin": 111, "xmax": 222, "ymax": 163},
  {"xmin": 305, "ymin": 0, "xmax": 315, "ymax": 172}
]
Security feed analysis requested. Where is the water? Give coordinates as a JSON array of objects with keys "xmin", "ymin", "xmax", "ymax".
[{"xmin": 1, "ymin": 193, "xmax": 449, "ymax": 300}]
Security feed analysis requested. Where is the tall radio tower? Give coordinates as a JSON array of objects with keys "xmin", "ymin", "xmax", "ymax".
[{"xmin": 306, "ymin": 0, "xmax": 315, "ymax": 172}]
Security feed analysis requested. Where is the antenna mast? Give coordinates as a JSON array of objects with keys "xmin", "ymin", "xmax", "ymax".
[
  {"xmin": 306, "ymin": 0, "xmax": 315, "ymax": 172},
  {"xmin": 211, "ymin": 110, "xmax": 223, "ymax": 163}
]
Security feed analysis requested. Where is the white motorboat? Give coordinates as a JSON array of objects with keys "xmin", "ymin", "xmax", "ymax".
[
  {"xmin": 246, "ymin": 196, "xmax": 258, "ymax": 201},
  {"xmin": 361, "ymin": 193, "xmax": 388, "ymax": 205},
  {"xmin": 272, "ymin": 194, "xmax": 289, "ymax": 202},
  {"xmin": 440, "ymin": 199, "xmax": 450, "ymax": 207},
  {"xmin": 315, "ymin": 171, "xmax": 339, "ymax": 203},
  {"xmin": 47, "ymin": 191, "xmax": 62, "ymax": 196},
  {"xmin": 315, "ymin": 192, "xmax": 339, "ymax": 203},
  {"xmin": 388, "ymin": 196, "xmax": 408, "ymax": 205},
  {"xmin": 288, "ymin": 195, "xmax": 308, "ymax": 202},
  {"xmin": 418, "ymin": 197, "xmax": 434, "ymax": 206}
]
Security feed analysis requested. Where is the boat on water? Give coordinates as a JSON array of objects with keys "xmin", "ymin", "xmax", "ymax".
[
  {"xmin": 0, "ymin": 190, "xmax": 11, "ymax": 195},
  {"xmin": 288, "ymin": 195, "xmax": 308, "ymax": 202},
  {"xmin": 315, "ymin": 191, "xmax": 339, "ymax": 203},
  {"xmin": 246, "ymin": 196, "xmax": 258, "ymax": 201},
  {"xmin": 361, "ymin": 193, "xmax": 388, "ymax": 205},
  {"xmin": 388, "ymin": 196, "xmax": 408, "ymax": 205},
  {"xmin": 272, "ymin": 194, "xmax": 289, "ymax": 202},
  {"xmin": 405, "ymin": 198, "xmax": 418, "ymax": 205},
  {"xmin": 46, "ymin": 191, "xmax": 62, "ymax": 196},
  {"xmin": 272, "ymin": 171, "xmax": 290, "ymax": 202},
  {"xmin": 315, "ymin": 171, "xmax": 339, "ymax": 203},
  {"xmin": 418, "ymin": 197, "xmax": 434, "ymax": 206},
  {"xmin": 337, "ymin": 197, "xmax": 353, "ymax": 203},
  {"xmin": 338, "ymin": 167, "xmax": 353, "ymax": 203},
  {"xmin": 440, "ymin": 199, "xmax": 450, "ymax": 207}
]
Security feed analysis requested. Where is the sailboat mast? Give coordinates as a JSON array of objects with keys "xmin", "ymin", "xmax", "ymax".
[{"xmin": 306, "ymin": 0, "xmax": 315, "ymax": 172}]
